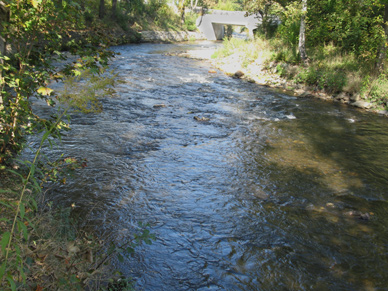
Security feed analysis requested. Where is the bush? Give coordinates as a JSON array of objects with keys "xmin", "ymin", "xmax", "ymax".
[
  {"xmin": 295, "ymin": 66, "xmax": 319, "ymax": 85},
  {"xmin": 321, "ymin": 69, "xmax": 347, "ymax": 93},
  {"xmin": 364, "ymin": 74, "xmax": 388, "ymax": 109},
  {"xmin": 184, "ymin": 12, "xmax": 198, "ymax": 31},
  {"xmin": 295, "ymin": 67, "xmax": 346, "ymax": 93}
]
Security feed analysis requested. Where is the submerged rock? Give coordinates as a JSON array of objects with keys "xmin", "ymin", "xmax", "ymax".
[
  {"xmin": 153, "ymin": 104, "xmax": 166, "ymax": 108},
  {"xmin": 194, "ymin": 116, "xmax": 210, "ymax": 122},
  {"xmin": 344, "ymin": 210, "xmax": 371, "ymax": 220}
]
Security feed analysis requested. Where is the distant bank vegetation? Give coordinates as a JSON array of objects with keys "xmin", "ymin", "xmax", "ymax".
[{"xmin": 213, "ymin": 0, "xmax": 388, "ymax": 111}]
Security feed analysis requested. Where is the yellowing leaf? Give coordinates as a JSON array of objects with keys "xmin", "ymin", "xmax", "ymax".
[
  {"xmin": 37, "ymin": 87, "xmax": 53, "ymax": 96},
  {"xmin": 72, "ymin": 69, "xmax": 82, "ymax": 76},
  {"xmin": 30, "ymin": 0, "xmax": 38, "ymax": 8}
]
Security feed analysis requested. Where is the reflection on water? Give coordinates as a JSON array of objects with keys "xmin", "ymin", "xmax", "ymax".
[{"xmin": 30, "ymin": 42, "xmax": 388, "ymax": 290}]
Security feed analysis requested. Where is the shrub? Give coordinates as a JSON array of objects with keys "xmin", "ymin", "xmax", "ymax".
[
  {"xmin": 365, "ymin": 74, "xmax": 388, "ymax": 109},
  {"xmin": 184, "ymin": 12, "xmax": 198, "ymax": 31},
  {"xmin": 321, "ymin": 69, "xmax": 347, "ymax": 93}
]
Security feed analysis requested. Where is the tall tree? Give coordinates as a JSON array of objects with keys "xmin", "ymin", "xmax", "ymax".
[
  {"xmin": 99, "ymin": 0, "xmax": 105, "ymax": 19},
  {"xmin": 298, "ymin": 0, "xmax": 308, "ymax": 63},
  {"xmin": 0, "ymin": 1, "xmax": 9, "ymax": 115},
  {"xmin": 178, "ymin": 0, "xmax": 185, "ymax": 25},
  {"xmin": 111, "ymin": 0, "xmax": 117, "ymax": 19},
  {"xmin": 244, "ymin": 0, "xmax": 288, "ymax": 38},
  {"xmin": 191, "ymin": 0, "xmax": 199, "ymax": 10},
  {"xmin": 376, "ymin": 1, "xmax": 388, "ymax": 72}
]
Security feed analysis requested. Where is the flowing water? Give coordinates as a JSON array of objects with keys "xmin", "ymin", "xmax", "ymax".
[{"xmin": 32, "ymin": 42, "xmax": 388, "ymax": 290}]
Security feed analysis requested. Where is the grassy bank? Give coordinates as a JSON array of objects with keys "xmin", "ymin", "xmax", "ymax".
[{"xmin": 211, "ymin": 37, "xmax": 388, "ymax": 113}]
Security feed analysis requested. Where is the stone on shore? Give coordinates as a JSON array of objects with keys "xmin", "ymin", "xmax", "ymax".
[{"xmin": 351, "ymin": 100, "xmax": 372, "ymax": 109}]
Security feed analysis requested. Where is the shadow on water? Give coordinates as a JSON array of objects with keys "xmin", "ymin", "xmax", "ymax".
[
  {"xmin": 27, "ymin": 42, "xmax": 388, "ymax": 290},
  {"xmin": 245, "ymin": 98, "xmax": 388, "ymax": 290}
]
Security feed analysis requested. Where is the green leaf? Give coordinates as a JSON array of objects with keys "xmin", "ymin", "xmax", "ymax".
[
  {"xmin": 22, "ymin": 223, "xmax": 28, "ymax": 240},
  {"xmin": 72, "ymin": 69, "xmax": 82, "ymax": 76},
  {"xmin": 41, "ymin": 131, "xmax": 51, "ymax": 142},
  {"xmin": 17, "ymin": 221, "xmax": 28, "ymax": 241},
  {"xmin": 0, "ymin": 261, "xmax": 6, "ymax": 280},
  {"xmin": 30, "ymin": 198, "xmax": 38, "ymax": 211},
  {"xmin": 1, "ymin": 231, "xmax": 11, "ymax": 256},
  {"xmin": 32, "ymin": 178, "xmax": 41, "ymax": 192},
  {"xmin": 29, "ymin": 163, "xmax": 36, "ymax": 177},
  {"xmin": 18, "ymin": 264, "xmax": 26, "ymax": 283},
  {"xmin": 15, "ymin": 245, "xmax": 21, "ymax": 257},
  {"xmin": 6, "ymin": 169, "xmax": 24, "ymax": 181},
  {"xmin": 0, "ymin": 200, "xmax": 14, "ymax": 209},
  {"xmin": 117, "ymin": 253, "xmax": 124, "ymax": 263},
  {"xmin": 7, "ymin": 274, "xmax": 16, "ymax": 291},
  {"xmin": 19, "ymin": 202, "xmax": 25, "ymax": 219}
]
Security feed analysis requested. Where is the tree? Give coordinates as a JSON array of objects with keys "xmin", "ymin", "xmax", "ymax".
[
  {"xmin": 99, "ymin": 0, "xmax": 105, "ymax": 19},
  {"xmin": 112, "ymin": 0, "xmax": 118, "ymax": 19},
  {"xmin": 178, "ymin": 0, "xmax": 185, "ymax": 25},
  {"xmin": 244, "ymin": 0, "xmax": 288, "ymax": 38},
  {"xmin": 0, "ymin": 1, "xmax": 9, "ymax": 126},
  {"xmin": 298, "ymin": 0, "xmax": 308, "ymax": 63},
  {"xmin": 0, "ymin": 0, "xmax": 115, "ymax": 164},
  {"xmin": 190, "ymin": 0, "xmax": 199, "ymax": 10},
  {"xmin": 376, "ymin": 1, "xmax": 388, "ymax": 72}
]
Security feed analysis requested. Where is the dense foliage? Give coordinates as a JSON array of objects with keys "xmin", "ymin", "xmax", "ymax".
[
  {"xmin": 245, "ymin": 0, "xmax": 388, "ymax": 68},
  {"xmin": 235, "ymin": 0, "xmax": 388, "ymax": 108},
  {"xmin": 0, "ymin": 0, "xmax": 118, "ymax": 166}
]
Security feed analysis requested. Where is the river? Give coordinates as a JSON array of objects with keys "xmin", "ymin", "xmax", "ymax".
[{"xmin": 33, "ymin": 42, "xmax": 388, "ymax": 290}]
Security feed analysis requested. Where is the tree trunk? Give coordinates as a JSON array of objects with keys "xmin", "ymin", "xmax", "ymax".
[
  {"xmin": 299, "ymin": 0, "xmax": 308, "ymax": 64},
  {"xmin": 191, "ymin": 0, "xmax": 199, "ymax": 11},
  {"xmin": 111, "ymin": 0, "xmax": 117, "ymax": 19},
  {"xmin": 0, "ymin": 1, "xmax": 9, "ymax": 112},
  {"xmin": 99, "ymin": 0, "xmax": 105, "ymax": 19},
  {"xmin": 376, "ymin": 3, "xmax": 388, "ymax": 73}
]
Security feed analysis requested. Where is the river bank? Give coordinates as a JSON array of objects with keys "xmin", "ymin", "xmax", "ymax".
[
  {"xmin": 140, "ymin": 30, "xmax": 206, "ymax": 42},
  {"xmin": 177, "ymin": 44, "xmax": 388, "ymax": 116}
]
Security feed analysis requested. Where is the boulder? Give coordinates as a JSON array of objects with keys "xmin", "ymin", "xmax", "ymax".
[
  {"xmin": 335, "ymin": 92, "xmax": 348, "ymax": 101},
  {"xmin": 349, "ymin": 94, "xmax": 361, "ymax": 102},
  {"xmin": 351, "ymin": 100, "xmax": 372, "ymax": 109},
  {"xmin": 234, "ymin": 70, "xmax": 244, "ymax": 78}
]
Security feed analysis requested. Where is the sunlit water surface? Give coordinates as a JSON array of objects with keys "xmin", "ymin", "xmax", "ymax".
[{"xmin": 30, "ymin": 42, "xmax": 388, "ymax": 290}]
